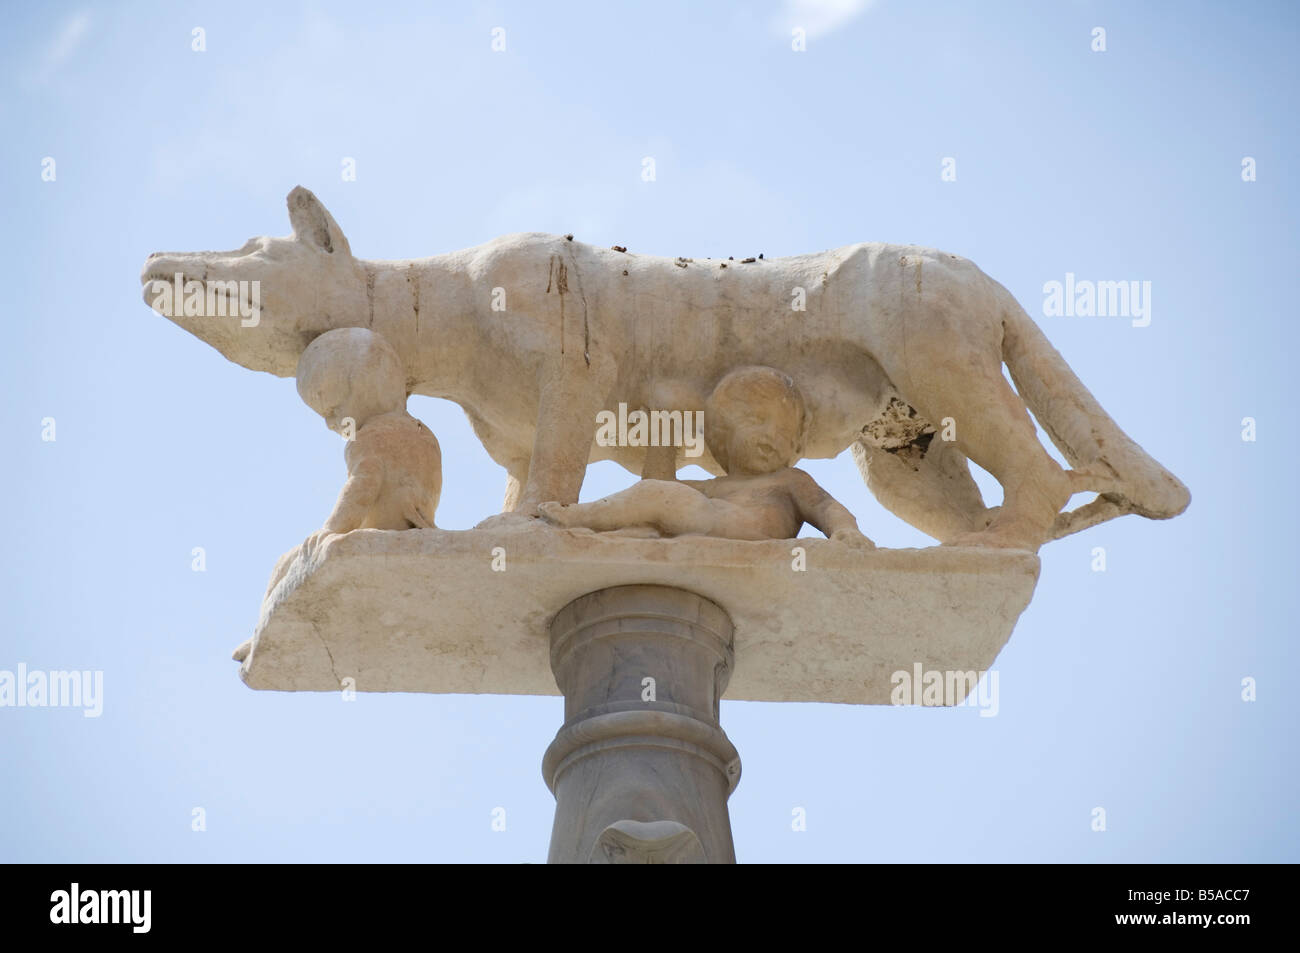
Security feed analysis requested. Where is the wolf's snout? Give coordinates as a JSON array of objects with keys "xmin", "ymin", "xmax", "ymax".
[
  {"xmin": 140, "ymin": 253, "xmax": 184, "ymax": 286},
  {"xmin": 142, "ymin": 253, "xmax": 166, "ymax": 278},
  {"xmin": 140, "ymin": 254, "xmax": 184, "ymax": 311}
]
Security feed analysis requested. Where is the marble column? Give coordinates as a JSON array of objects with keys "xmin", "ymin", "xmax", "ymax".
[{"xmin": 542, "ymin": 584, "xmax": 741, "ymax": 863}]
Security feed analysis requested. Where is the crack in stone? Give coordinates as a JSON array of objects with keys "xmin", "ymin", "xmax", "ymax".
[{"xmin": 311, "ymin": 620, "xmax": 343, "ymax": 687}]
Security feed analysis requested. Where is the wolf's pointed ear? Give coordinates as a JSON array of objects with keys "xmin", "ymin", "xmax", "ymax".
[{"xmin": 287, "ymin": 186, "xmax": 352, "ymax": 256}]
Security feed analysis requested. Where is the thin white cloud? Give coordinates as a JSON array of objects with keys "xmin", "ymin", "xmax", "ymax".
[
  {"xmin": 28, "ymin": 10, "xmax": 92, "ymax": 85},
  {"xmin": 778, "ymin": 0, "xmax": 875, "ymax": 39}
]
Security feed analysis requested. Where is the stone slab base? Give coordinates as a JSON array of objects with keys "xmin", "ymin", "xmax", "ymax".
[{"xmin": 236, "ymin": 525, "xmax": 1039, "ymax": 705}]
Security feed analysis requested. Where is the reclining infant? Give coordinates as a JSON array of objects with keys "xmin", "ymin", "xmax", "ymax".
[{"xmin": 540, "ymin": 365, "xmax": 873, "ymax": 547}]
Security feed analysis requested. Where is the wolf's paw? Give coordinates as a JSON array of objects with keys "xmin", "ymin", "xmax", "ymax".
[
  {"xmin": 538, "ymin": 501, "xmax": 595, "ymax": 530},
  {"xmin": 942, "ymin": 526, "xmax": 1039, "ymax": 551},
  {"xmin": 474, "ymin": 510, "xmax": 544, "ymax": 531},
  {"xmin": 537, "ymin": 501, "xmax": 572, "ymax": 526}
]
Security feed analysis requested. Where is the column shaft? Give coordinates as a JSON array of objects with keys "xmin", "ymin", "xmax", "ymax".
[{"xmin": 543, "ymin": 585, "xmax": 740, "ymax": 864}]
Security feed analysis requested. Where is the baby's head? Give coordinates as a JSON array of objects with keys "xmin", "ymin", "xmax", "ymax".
[
  {"xmin": 705, "ymin": 366, "xmax": 808, "ymax": 475},
  {"xmin": 297, "ymin": 328, "xmax": 407, "ymax": 434}
]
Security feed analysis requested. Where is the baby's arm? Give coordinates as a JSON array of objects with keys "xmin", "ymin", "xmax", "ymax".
[
  {"xmin": 321, "ymin": 452, "xmax": 383, "ymax": 534},
  {"xmin": 787, "ymin": 469, "xmax": 875, "ymax": 547},
  {"xmin": 298, "ymin": 452, "xmax": 384, "ymax": 560}
]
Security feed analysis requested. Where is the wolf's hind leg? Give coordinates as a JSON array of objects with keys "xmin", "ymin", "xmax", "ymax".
[
  {"xmin": 852, "ymin": 436, "xmax": 997, "ymax": 543},
  {"xmin": 921, "ymin": 367, "xmax": 1073, "ymax": 551}
]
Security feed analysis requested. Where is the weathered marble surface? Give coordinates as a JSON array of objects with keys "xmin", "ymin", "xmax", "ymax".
[{"xmin": 234, "ymin": 525, "xmax": 1039, "ymax": 705}]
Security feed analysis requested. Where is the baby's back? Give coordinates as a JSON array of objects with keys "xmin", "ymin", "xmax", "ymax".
[{"xmin": 348, "ymin": 412, "xmax": 443, "ymax": 529}]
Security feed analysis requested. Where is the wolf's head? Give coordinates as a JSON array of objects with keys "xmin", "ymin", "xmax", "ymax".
[{"xmin": 140, "ymin": 187, "xmax": 368, "ymax": 378}]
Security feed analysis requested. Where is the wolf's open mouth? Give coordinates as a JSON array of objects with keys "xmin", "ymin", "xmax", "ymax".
[
  {"xmin": 142, "ymin": 270, "xmax": 188, "ymax": 286},
  {"xmin": 142, "ymin": 272, "xmax": 241, "ymax": 304},
  {"xmin": 141, "ymin": 272, "xmax": 248, "ymax": 319},
  {"xmin": 143, "ymin": 273, "xmax": 241, "ymax": 299}
]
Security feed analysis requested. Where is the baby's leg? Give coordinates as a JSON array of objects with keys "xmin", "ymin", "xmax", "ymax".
[{"xmin": 539, "ymin": 479, "xmax": 716, "ymax": 535}]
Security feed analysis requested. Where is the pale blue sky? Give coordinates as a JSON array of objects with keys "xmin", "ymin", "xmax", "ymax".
[{"xmin": 2, "ymin": 0, "xmax": 1296, "ymax": 862}]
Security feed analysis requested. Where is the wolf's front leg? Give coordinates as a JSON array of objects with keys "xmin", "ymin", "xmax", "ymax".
[
  {"xmin": 502, "ymin": 462, "xmax": 529, "ymax": 513},
  {"xmin": 516, "ymin": 376, "xmax": 606, "ymax": 514}
]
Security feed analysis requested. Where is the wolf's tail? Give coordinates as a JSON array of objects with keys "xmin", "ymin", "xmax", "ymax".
[{"xmin": 996, "ymin": 283, "xmax": 1190, "ymax": 540}]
